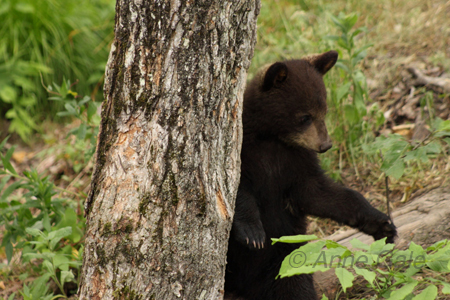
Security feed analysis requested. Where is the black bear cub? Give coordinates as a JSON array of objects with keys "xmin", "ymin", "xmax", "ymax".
[{"xmin": 225, "ymin": 51, "xmax": 396, "ymax": 300}]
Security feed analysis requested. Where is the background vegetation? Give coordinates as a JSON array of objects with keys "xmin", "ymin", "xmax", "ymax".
[{"xmin": 0, "ymin": 0, "xmax": 449, "ymax": 298}]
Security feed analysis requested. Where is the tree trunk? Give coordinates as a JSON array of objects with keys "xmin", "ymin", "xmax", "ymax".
[{"xmin": 78, "ymin": 1, "xmax": 260, "ymax": 299}]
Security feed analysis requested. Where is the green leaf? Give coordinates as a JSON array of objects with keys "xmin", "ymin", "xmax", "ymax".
[
  {"xmin": 423, "ymin": 141, "xmax": 441, "ymax": 155},
  {"xmin": 278, "ymin": 241, "xmax": 327, "ymax": 278},
  {"xmin": 5, "ymin": 239, "xmax": 13, "ymax": 263},
  {"xmin": 344, "ymin": 104, "xmax": 359, "ymax": 124},
  {"xmin": 385, "ymin": 159, "xmax": 405, "ymax": 180},
  {"xmin": 344, "ymin": 13, "xmax": 358, "ymax": 32},
  {"xmin": 335, "ymin": 268, "xmax": 354, "ymax": 292},
  {"xmin": 408, "ymin": 242, "xmax": 425, "ymax": 256},
  {"xmin": 330, "ymin": 14, "xmax": 346, "ymax": 33},
  {"xmin": 43, "ymin": 260, "xmax": 54, "ymax": 273},
  {"xmin": 369, "ymin": 238, "xmax": 387, "ymax": 254},
  {"xmin": 87, "ymin": 101, "xmax": 98, "ymax": 121},
  {"xmin": 350, "ymin": 238, "xmax": 370, "ymax": 251},
  {"xmin": 55, "ymin": 208, "xmax": 83, "ymax": 243},
  {"xmin": 436, "ymin": 119, "xmax": 450, "ymax": 131},
  {"xmin": 426, "ymin": 240, "xmax": 447, "ymax": 251},
  {"xmin": 272, "ymin": 234, "xmax": 318, "ymax": 245},
  {"xmin": 25, "ymin": 227, "xmax": 46, "ymax": 238},
  {"xmin": 441, "ymin": 281, "xmax": 450, "ymax": 294},
  {"xmin": 411, "ymin": 285, "xmax": 437, "ymax": 300},
  {"xmin": 336, "ymin": 82, "xmax": 351, "ymax": 102},
  {"xmin": 353, "ymin": 267, "xmax": 376, "ymax": 285},
  {"xmin": 48, "ymin": 226, "xmax": 72, "ymax": 250},
  {"xmin": 0, "ymin": 180, "xmax": 23, "ymax": 201},
  {"xmin": 53, "ymin": 254, "xmax": 70, "ymax": 271},
  {"xmin": 386, "ymin": 281, "xmax": 418, "ymax": 300},
  {"xmin": 427, "ymin": 260, "xmax": 449, "ymax": 272},
  {"xmin": 77, "ymin": 123, "xmax": 87, "ymax": 140},
  {"xmin": 60, "ymin": 270, "xmax": 75, "ymax": 287},
  {"xmin": 1, "ymin": 145, "xmax": 18, "ymax": 175},
  {"xmin": 0, "ymin": 85, "xmax": 17, "ymax": 103}
]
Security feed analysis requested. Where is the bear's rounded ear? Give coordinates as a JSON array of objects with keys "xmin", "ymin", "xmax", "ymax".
[
  {"xmin": 262, "ymin": 62, "xmax": 288, "ymax": 92},
  {"xmin": 306, "ymin": 50, "xmax": 338, "ymax": 75}
]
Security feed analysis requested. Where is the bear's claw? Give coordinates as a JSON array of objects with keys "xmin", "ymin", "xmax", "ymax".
[{"xmin": 233, "ymin": 221, "xmax": 266, "ymax": 250}]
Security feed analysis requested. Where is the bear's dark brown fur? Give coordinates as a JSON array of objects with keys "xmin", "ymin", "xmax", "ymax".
[{"xmin": 225, "ymin": 51, "xmax": 396, "ymax": 300}]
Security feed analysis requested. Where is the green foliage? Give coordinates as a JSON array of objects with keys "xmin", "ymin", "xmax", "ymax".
[
  {"xmin": 48, "ymin": 80, "xmax": 101, "ymax": 172},
  {"xmin": 0, "ymin": 137, "xmax": 85, "ymax": 298},
  {"xmin": 275, "ymin": 235, "xmax": 450, "ymax": 299},
  {"xmin": 0, "ymin": 0, "xmax": 114, "ymax": 140},
  {"xmin": 364, "ymin": 118, "xmax": 450, "ymax": 180},
  {"xmin": 322, "ymin": 13, "xmax": 385, "ymax": 180}
]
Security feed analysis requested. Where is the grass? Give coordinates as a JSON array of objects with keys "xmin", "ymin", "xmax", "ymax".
[{"xmin": 0, "ymin": 0, "xmax": 115, "ymax": 140}]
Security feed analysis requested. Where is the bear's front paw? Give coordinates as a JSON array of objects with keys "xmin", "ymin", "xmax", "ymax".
[
  {"xmin": 232, "ymin": 221, "xmax": 266, "ymax": 250},
  {"xmin": 371, "ymin": 219, "xmax": 397, "ymax": 244}
]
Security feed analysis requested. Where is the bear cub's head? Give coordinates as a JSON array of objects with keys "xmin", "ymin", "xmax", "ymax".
[{"xmin": 244, "ymin": 50, "xmax": 338, "ymax": 153}]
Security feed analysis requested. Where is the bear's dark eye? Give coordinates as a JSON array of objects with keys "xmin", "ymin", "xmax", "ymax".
[{"xmin": 298, "ymin": 115, "xmax": 312, "ymax": 125}]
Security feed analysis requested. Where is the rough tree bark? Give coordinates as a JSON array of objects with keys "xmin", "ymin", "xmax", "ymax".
[{"xmin": 78, "ymin": 1, "xmax": 260, "ymax": 299}]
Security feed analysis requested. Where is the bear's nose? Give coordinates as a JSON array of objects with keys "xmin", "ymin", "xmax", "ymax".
[{"xmin": 318, "ymin": 142, "xmax": 332, "ymax": 153}]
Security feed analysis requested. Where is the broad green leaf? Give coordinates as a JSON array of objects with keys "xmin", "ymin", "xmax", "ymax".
[
  {"xmin": 56, "ymin": 208, "xmax": 83, "ymax": 243},
  {"xmin": 272, "ymin": 234, "xmax": 318, "ymax": 245},
  {"xmin": 320, "ymin": 294, "xmax": 329, "ymax": 300},
  {"xmin": 441, "ymin": 281, "xmax": 450, "ymax": 294},
  {"xmin": 427, "ymin": 260, "xmax": 449, "ymax": 272},
  {"xmin": 423, "ymin": 141, "xmax": 441, "ymax": 154},
  {"xmin": 60, "ymin": 270, "xmax": 75, "ymax": 287},
  {"xmin": 87, "ymin": 101, "xmax": 98, "ymax": 121},
  {"xmin": 336, "ymin": 82, "xmax": 351, "ymax": 102},
  {"xmin": 385, "ymin": 159, "xmax": 405, "ymax": 180},
  {"xmin": 408, "ymin": 242, "xmax": 425, "ymax": 256},
  {"xmin": 369, "ymin": 238, "xmax": 387, "ymax": 254},
  {"xmin": 77, "ymin": 123, "xmax": 87, "ymax": 140},
  {"xmin": 353, "ymin": 267, "xmax": 376, "ymax": 285},
  {"xmin": 43, "ymin": 260, "xmax": 54, "ymax": 273},
  {"xmin": 344, "ymin": 104, "xmax": 359, "ymax": 124},
  {"xmin": 335, "ymin": 268, "xmax": 354, "ymax": 292},
  {"xmin": 25, "ymin": 227, "xmax": 45, "ymax": 238},
  {"xmin": 386, "ymin": 281, "xmax": 418, "ymax": 300},
  {"xmin": 278, "ymin": 264, "xmax": 328, "ymax": 278},
  {"xmin": 53, "ymin": 254, "xmax": 70, "ymax": 271},
  {"xmin": 426, "ymin": 239, "xmax": 447, "ymax": 251},
  {"xmin": 278, "ymin": 241, "xmax": 327, "ymax": 277},
  {"xmin": 0, "ymin": 85, "xmax": 17, "ymax": 103},
  {"xmin": 48, "ymin": 227, "xmax": 72, "ymax": 250},
  {"xmin": 437, "ymin": 119, "xmax": 450, "ymax": 131},
  {"xmin": 411, "ymin": 285, "xmax": 437, "ymax": 300}
]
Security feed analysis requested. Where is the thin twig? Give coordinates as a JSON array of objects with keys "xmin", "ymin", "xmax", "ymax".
[
  {"xmin": 384, "ymin": 174, "xmax": 391, "ymax": 219},
  {"xmin": 379, "ymin": 150, "xmax": 392, "ymax": 220}
]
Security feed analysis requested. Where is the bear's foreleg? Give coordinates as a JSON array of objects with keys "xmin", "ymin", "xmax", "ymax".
[
  {"xmin": 232, "ymin": 183, "xmax": 266, "ymax": 249},
  {"xmin": 298, "ymin": 176, "xmax": 397, "ymax": 243}
]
